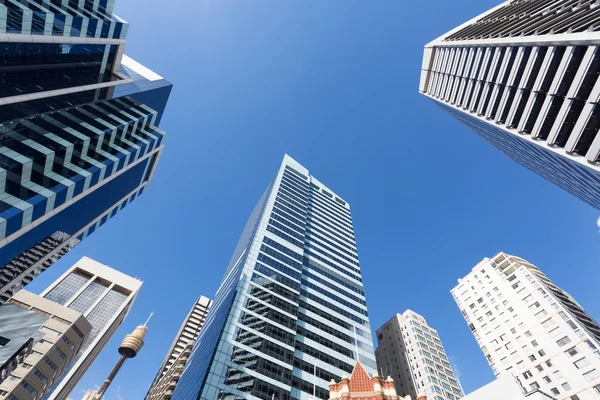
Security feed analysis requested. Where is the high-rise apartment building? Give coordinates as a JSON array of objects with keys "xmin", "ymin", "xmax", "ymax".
[
  {"xmin": 0, "ymin": 0, "xmax": 172, "ymax": 302},
  {"xmin": 452, "ymin": 252, "xmax": 600, "ymax": 400},
  {"xmin": 172, "ymin": 155, "xmax": 377, "ymax": 400},
  {"xmin": 146, "ymin": 296, "xmax": 212, "ymax": 400},
  {"xmin": 375, "ymin": 311, "xmax": 463, "ymax": 400},
  {"xmin": 39, "ymin": 256, "xmax": 142, "ymax": 400},
  {"xmin": 419, "ymin": 0, "xmax": 600, "ymax": 210},
  {"xmin": 0, "ymin": 290, "xmax": 92, "ymax": 400}
]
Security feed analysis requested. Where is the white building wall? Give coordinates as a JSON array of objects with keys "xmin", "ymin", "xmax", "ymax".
[
  {"xmin": 452, "ymin": 253, "xmax": 600, "ymax": 400},
  {"xmin": 376, "ymin": 311, "xmax": 463, "ymax": 400},
  {"xmin": 461, "ymin": 375, "xmax": 552, "ymax": 400}
]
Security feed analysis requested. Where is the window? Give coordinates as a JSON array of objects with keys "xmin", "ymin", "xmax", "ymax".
[
  {"xmin": 529, "ymin": 301, "xmax": 540, "ymax": 309},
  {"xmin": 530, "ymin": 382, "xmax": 540, "ymax": 390},
  {"xmin": 585, "ymin": 340, "xmax": 597, "ymax": 350},
  {"xmin": 570, "ymin": 395, "xmax": 580, "ymax": 400},
  {"xmin": 0, "ymin": 336, "xmax": 9, "ymax": 346},
  {"xmin": 550, "ymin": 388, "xmax": 560, "ymax": 395},
  {"xmin": 525, "ymin": 331, "xmax": 532, "ymax": 337},
  {"xmin": 546, "ymin": 360, "xmax": 553, "ymax": 367},
  {"xmin": 535, "ymin": 310, "xmax": 548, "ymax": 319},
  {"xmin": 556, "ymin": 336, "xmax": 572, "ymax": 347},
  {"xmin": 531, "ymin": 340, "xmax": 538, "ymax": 347},
  {"xmin": 536, "ymin": 365, "xmax": 544, "ymax": 372},
  {"xmin": 574, "ymin": 358, "xmax": 590, "ymax": 369},
  {"xmin": 543, "ymin": 376, "xmax": 551, "ymax": 383},
  {"xmin": 565, "ymin": 347, "xmax": 578, "ymax": 357},
  {"xmin": 510, "ymin": 328, "xmax": 516, "ymax": 334},
  {"xmin": 594, "ymin": 384, "xmax": 600, "ymax": 394},
  {"xmin": 529, "ymin": 355, "xmax": 537, "ymax": 362},
  {"xmin": 538, "ymin": 349, "xmax": 546, "ymax": 357},
  {"xmin": 549, "ymin": 327, "xmax": 563, "ymax": 338},
  {"xmin": 53, "ymin": 345, "xmax": 67, "ymax": 360},
  {"xmin": 561, "ymin": 382, "xmax": 572, "ymax": 391},
  {"xmin": 20, "ymin": 381, "xmax": 37, "ymax": 397},
  {"xmin": 43, "ymin": 356, "xmax": 58, "ymax": 371},
  {"xmin": 523, "ymin": 370, "xmax": 533, "ymax": 379},
  {"xmin": 584, "ymin": 369, "xmax": 600, "ymax": 381},
  {"xmin": 542, "ymin": 318, "xmax": 555, "ymax": 328},
  {"xmin": 33, "ymin": 368, "xmax": 47, "ymax": 382}
]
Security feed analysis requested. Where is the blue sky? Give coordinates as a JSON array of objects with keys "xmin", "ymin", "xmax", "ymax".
[{"xmin": 24, "ymin": 0, "xmax": 600, "ymax": 399}]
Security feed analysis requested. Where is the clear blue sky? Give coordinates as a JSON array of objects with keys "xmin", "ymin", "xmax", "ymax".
[{"xmin": 25, "ymin": 0, "xmax": 600, "ymax": 399}]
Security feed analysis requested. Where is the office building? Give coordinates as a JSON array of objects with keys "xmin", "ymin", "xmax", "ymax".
[
  {"xmin": 452, "ymin": 252, "xmax": 600, "ymax": 400},
  {"xmin": 146, "ymin": 296, "xmax": 212, "ymax": 400},
  {"xmin": 461, "ymin": 375, "xmax": 554, "ymax": 400},
  {"xmin": 0, "ymin": 290, "xmax": 92, "ymax": 400},
  {"xmin": 328, "ymin": 361, "xmax": 410, "ymax": 400},
  {"xmin": 419, "ymin": 0, "xmax": 600, "ymax": 210},
  {"xmin": 0, "ymin": 0, "xmax": 172, "ymax": 302},
  {"xmin": 375, "ymin": 311, "xmax": 463, "ymax": 400},
  {"xmin": 172, "ymin": 155, "xmax": 377, "ymax": 400},
  {"xmin": 40, "ymin": 257, "xmax": 142, "ymax": 400}
]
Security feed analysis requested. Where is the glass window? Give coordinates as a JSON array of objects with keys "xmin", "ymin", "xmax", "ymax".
[
  {"xmin": 565, "ymin": 347, "xmax": 578, "ymax": 357},
  {"xmin": 542, "ymin": 318, "xmax": 555, "ymax": 328},
  {"xmin": 561, "ymin": 382, "xmax": 571, "ymax": 391},
  {"xmin": 574, "ymin": 358, "xmax": 590, "ymax": 369},
  {"xmin": 584, "ymin": 370, "xmax": 600, "ymax": 381},
  {"xmin": 556, "ymin": 336, "xmax": 572, "ymax": 347}
]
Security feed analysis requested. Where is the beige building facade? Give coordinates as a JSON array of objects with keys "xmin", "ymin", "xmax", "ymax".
[{"xmin": 0, "ymin": 290, "xmax": 92, "ymax": 400}]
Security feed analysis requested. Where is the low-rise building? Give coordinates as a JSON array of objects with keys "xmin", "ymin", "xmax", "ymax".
[
  {"xmin": 461, "ymin": 375, "xmax": 554, "ymax": 400},
  {"xmin": 328, "ymin": 361, "xmax": 412, "ymax": 400}
]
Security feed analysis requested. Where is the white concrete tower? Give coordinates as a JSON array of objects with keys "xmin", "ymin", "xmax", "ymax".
[
  {"xmin": 376, "ymin": 311, "xmax": 463, "ymax": 400},
  {"xmin": 452, "ymin": 252, "xmax": 600, "ymax": 400}
]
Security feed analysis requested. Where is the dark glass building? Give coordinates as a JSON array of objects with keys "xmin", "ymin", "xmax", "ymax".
[
  {"xmin": 172, "ymin": 155, "xmax": 377, "ymax": 400},
  {"xmin": 0, "ymin": 0, "xmax": 172, "ymax": 302}
]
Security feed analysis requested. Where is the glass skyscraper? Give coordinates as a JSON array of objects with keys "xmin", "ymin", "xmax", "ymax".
[
  {"xmin": 419, "ymin": 0, "xmax": 600, "ymax": 210},
  {"xmin": 172, "ymin": 155, "xmax": 376, "ymax": 400},
  {"xmin": 0, "ymin": 0, "xmax": 172, "ymax": 302}
]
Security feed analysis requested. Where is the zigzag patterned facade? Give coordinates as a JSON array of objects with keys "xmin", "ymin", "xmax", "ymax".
[{"xmin": 0, "ymin": 0, "xmax": 172, "ymax": 302}]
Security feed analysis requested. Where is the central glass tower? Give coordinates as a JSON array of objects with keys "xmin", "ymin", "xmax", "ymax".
[{"xmin": 172, "ymin": 155, "xmax": 376, "ymax": 400}]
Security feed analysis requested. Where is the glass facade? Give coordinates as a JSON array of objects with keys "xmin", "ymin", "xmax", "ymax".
[
  {"xmin": 172, "ymin": 155, "xmax": 376, "ymax": 400},
  {"xmin": 439, "ymin": 103, "xmax": 600, "ymax": 209},
  {"xmin": 0, "ymin": 0, "xmax": 172, "ymax": 302}
]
